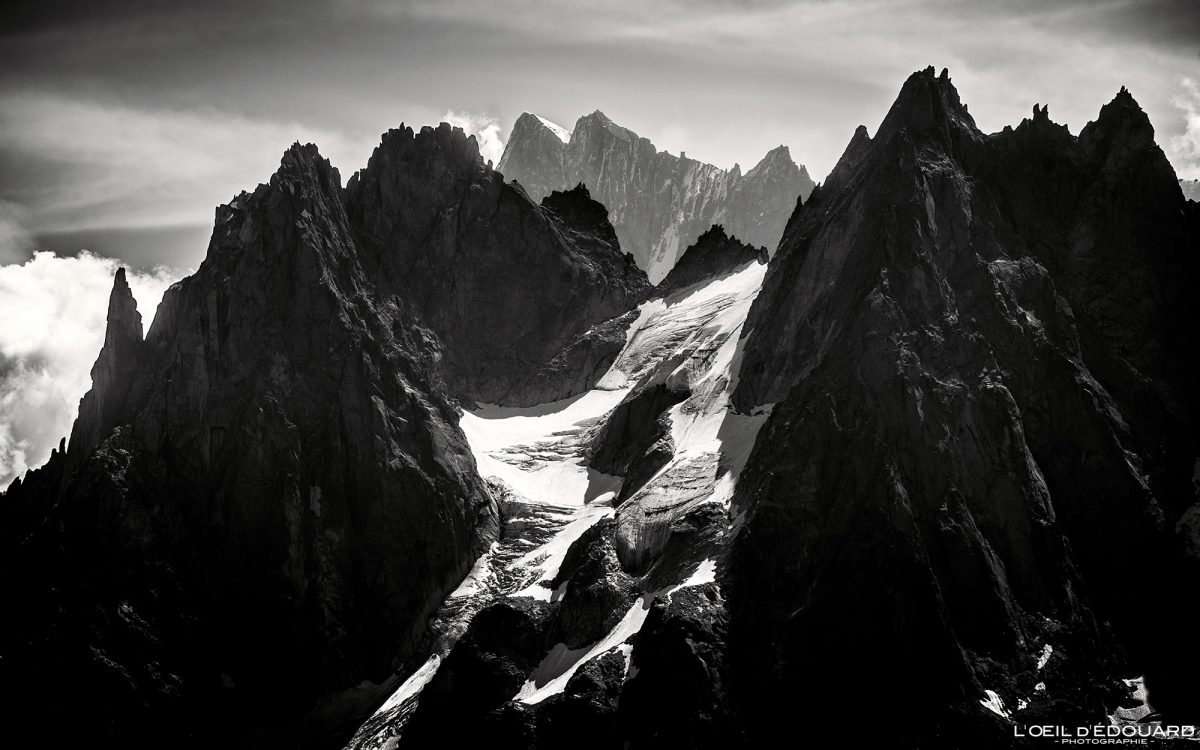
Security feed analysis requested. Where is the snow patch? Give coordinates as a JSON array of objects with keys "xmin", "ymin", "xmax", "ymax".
[
  {"xmin": 980, "ymin": 689, "xmax": 1010, "ymax": 719},
  {"xmin": 375, "ymin": 654, "xmax": 442, "ymax": 716},
  {"xmin": 515, "ymin": 596, "xmax": 653, "ymax": 704},
  {"xmin": 617, "ymin": 643, "xmax": 634, "ymax": 681},
  {"xmin": 449, "ymin": 544, "xmax": 495, "ymax": 599},
  {"xmin": 534, "ymin": 114, "xmax": 572, "ymax": 144},
  {"xmin": 459, "ymin": 389, "xmax": 628, "ymax": 506},
  {"xmin": 681, "ymin": 557, "xmax": 717, "ymax": 588},
  {"xmin": 1036, "ymin": 643, "xmax": 1053, "ymax": 671}
]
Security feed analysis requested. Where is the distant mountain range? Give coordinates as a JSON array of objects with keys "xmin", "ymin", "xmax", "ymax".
[{"xmin": 497, "ymin": 111, "xmax": 814, "ymax": 281}]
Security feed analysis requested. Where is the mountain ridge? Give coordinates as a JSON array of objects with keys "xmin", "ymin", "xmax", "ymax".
[
  {"xmin": 729, "ymin": 66, "xmax": 1200, "ymax": 741},
  {"xmin": 0, "ymin": 124, "xmax": 648, "ymax": 747},
  {"xmin": 497, "ymin": 110, "xmax": 815, "ymax": 281}
]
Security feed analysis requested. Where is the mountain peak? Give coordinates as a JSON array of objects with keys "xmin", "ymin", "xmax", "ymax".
[
  {"xmin": 761, "ymin": 144, "xmax": 792, "ymax": 163},
  {"xmin": 571, "ymin": 110, "xmax": 638, "ymax": 148},
  {"xmin": 277, "ymin": 141, "xmax": 343, "ymax": 191},
  {"xmin": 513, "ymin": 112, "xmax": 573, "ymax": 144},
  {"xmin": 1099, "ymin": 85, "xmax": 1148, "ymax": 123},
  {"xmin": 66, "ymin": 266, "xmax": 144, "ymax": 469},
  {"xmin": 364, "ymin": 120, "xmax": 488, "ymax": 184},
  {"xmin": 875, "ymin": 65, "xmax": 977, "ymax": 145},
  {"xmin": 540, "ymin": 182, "xmax": 617, "ymax": 245},
  {"xmin": 825, "ymin": 124, "xmax": 874, "ymax": 189},
  {"xmin": 1078, "ymin": 84, "xmax": 1156, "ymax": 154},
  {"xmin": 533, "ymin": 114, "xmax": 571, "ymax": 143},
  {"xmin": 655, "ymin": 223, "xmax": 767, "ymax": 295},
  {"xmin": 106, "ymin": 267, "xmax": 142, "ymax": 346},
  {"xmin": 747, "ymin": 144, "xmax": 799, "ymax": 177}
]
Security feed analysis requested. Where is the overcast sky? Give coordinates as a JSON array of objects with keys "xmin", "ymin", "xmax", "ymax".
[{"xmin": 1, "ymin": 0, "xmax": 1198, "ymax": 271}]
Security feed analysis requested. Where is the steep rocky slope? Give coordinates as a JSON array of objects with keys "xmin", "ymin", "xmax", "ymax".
[
  {"xmin": 497, "ymin": 111, "xmax": 814, "ymax": 281},
  {"xmin": 346, "ymin": 124, "xmax": 648, "ymax": 405},
  {"xmin": 730, "ymin": 68, "xmax": 1200, "ymax": 743},
  {"xmin": 1, "ymin": 125, "xmax": 647, "ymax": 747}
]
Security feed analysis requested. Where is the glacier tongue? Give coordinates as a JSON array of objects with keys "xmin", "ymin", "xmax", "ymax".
[{"xmin": 346, "ymin": 260, "xmax": 769, "ymax": 747}]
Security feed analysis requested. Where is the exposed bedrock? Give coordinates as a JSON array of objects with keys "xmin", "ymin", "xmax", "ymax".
[{"xmin": 728, "ymin": 67, "xmax": 1200, "ymax": 742}]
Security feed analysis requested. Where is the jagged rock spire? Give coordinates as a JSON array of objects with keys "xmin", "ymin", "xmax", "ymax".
[
  {"xmin": 874, "ymin": 65, "xmax": 978, "ymax": 147},
  {"xmin": 66, "ymin": 268, "xmax": 143, "ymax": 470},
  {"xmin": 105, "ymin": 267, "xmax": 143, "ymax": 346},
  {"xmin": 655, "ymin": 223, "xmax": 768, "ymax": 296}
]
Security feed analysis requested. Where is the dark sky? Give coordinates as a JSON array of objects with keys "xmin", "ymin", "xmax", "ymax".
[{"xmin": 2, "ymin": 0, "xmax": 1199, "ymax": 271}]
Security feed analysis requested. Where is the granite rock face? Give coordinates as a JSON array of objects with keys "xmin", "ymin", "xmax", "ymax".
[
  {"xmin": 729, "ymin": 68, "xmax": 1200, "ymax": 742},
  {"xmin": 2, "ymin": 143, "xmax": 499, "ymax": 747},
  {"xmin": 497, "ymin": 111, "xmax": 814, "ymax": 281},
  {"xmin": 346, "ymin": 125, "xmax": 649, "ymax": 406},
  {"xmin": 0, "ymin": 125, "xmax": 649, "ymax": 747}
]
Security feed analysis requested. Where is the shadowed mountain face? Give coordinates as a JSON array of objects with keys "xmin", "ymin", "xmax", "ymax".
[
  {"xmin": 346, "ymin": 125, "xmax": 648, "ymax": 406},
  {"xmin": 654, "ymin": 224, "xmax": 767, "ymax": 298},
  {"xmin": 730, "ymin": 68, "xmax": 1200, "ymax": 741},
  {"xmin": 497, "ymin": 111, "xmax": 815, "ymax": 282},
  {"xmin": 0, "ymin": 127, "xmax": 647, "ymax": 747}
]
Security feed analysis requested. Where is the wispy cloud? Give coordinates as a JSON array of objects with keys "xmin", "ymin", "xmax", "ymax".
[
  {"xmin": 441, "ymin": 110, "xmax": 506, "ymax": 165},
  {"xmin": 1, "ymin": 0, "xmax": 1197, "ymax": 223},
  {"xmin": 0, "ymin": 248, "xmax": 183, "ymax": 485},
  {"xmin": 0, "ymin": 93, "xmax": 377, "ymax": 234}
]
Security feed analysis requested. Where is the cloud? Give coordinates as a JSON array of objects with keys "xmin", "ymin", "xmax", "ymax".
[
  {"xmin": 0, "ymin": 250, "xmax": 183, "ymax": 486},
  {"xmin": 1169, "ymin": 78, "xmax": 1200, "ymax": 179},
  {"xmin": 441, "ymin": 110, "xmax": 506, "ymax": 166}
]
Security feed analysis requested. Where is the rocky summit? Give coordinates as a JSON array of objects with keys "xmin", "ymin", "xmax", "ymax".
[
  {"xmin": 497, "ymin": 111, "xmax": 815, "ymax": 282},
  {"xmin": 653, "ymin": 224, "xmax": 768, "ymax": 298},
  {"xmin": 731, "ymin": 67, "xmax": 1200, "ymax": 742},
  {"xmin": 2, "ymin": 68, "xmax": 1198, "ymax": 750}
]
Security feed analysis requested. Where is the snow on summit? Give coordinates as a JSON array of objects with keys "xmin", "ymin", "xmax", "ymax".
[{"xmin": 534, "ymin": 114, "xmax": 572, "ymax": 143}]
